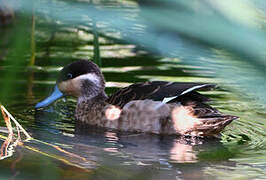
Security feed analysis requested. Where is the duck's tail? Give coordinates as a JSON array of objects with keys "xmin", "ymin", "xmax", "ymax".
[
  {"xmin": 191, "ymin": 115, "xmax": 238, "ymax": 136},
  {"xmin": 171, "ymin": 103, "xmax": 238, "ymax": 137}
]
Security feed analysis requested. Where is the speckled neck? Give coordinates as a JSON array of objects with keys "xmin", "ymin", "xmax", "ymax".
[
  {"xmin": 75, "ymin": 91, "xmax": 108, "ymax": 125},
  {"xmin": 77, "ymin": 91, "xmax": 108, "ymax": 104}
]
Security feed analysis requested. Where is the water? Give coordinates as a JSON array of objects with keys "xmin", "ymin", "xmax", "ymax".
[{"xmin": 1, "ymin": 10, "xmax": 266, "ymax": 180}]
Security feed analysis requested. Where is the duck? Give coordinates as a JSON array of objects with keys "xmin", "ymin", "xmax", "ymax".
[{"xmin": 35, "ymin": 60, "xmax": 238, "ymax": 137}]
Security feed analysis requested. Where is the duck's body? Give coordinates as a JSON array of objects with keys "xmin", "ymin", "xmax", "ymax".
[{"xmin": 36, "ymin": 60, "xmax": 238, "ymax": 137}]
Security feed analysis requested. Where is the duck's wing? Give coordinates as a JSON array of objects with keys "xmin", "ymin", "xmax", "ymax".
[{"xmin": 106, "ymin": 81, "xmax": 215, "ymax": 107}]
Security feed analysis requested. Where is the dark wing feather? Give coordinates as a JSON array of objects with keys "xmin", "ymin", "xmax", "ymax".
[{"xmin": 106, "ymin": 81, "xmax": 215, "ymax": 107}]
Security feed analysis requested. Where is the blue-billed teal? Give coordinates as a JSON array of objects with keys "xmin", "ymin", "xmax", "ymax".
[{"xmin": 35, "ymin": 60, "xmax": 238, "ymax": 137}]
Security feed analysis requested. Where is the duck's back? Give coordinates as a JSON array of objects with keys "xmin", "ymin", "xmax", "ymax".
[{"xmin": 107, "ymin": 81, "xmax": 215, "ymax": 107}]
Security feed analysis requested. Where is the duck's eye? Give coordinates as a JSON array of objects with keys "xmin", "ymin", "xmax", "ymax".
[{"xmin": 67, "ymin": 73, "xmax": 73, "ymax": 79}]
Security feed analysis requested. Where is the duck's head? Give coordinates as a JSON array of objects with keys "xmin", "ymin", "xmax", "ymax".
[{"xmin": 35, "ymin": 60, "xmax": 105, "ymax": 109}]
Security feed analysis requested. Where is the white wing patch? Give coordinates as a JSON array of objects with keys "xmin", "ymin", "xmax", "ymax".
[
  {"xmin": 180, "ymin": 84, "xmax": 209, "ymax": 96},
  {"xmin": 162, "ymin": 96, "xmax": 178, "ymax": 104},
  {"xmin": 162, "ymin": 84, "xmax": 209, "ymax": 104}
]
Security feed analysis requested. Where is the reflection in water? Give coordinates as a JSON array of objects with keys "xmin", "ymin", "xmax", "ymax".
[
  {"xmin": 0, "ymin": 133, "xmax": 14, "ymax": 160},
  {"xmin": 0, "ymin": 105, "xmax": 22, "ymax": 160},
  {"xmin": 103, "ymin": 131, "xmax": 198, "ymax": 163},
  {"xmin": 169, "ymin": 139, "xmax": 197, "ymax": 163},
  {"xmin": 103, "ymin": 132, "xmax": 119, "ymax": 153}
]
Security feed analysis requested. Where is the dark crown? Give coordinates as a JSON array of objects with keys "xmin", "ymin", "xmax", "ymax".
[{"xmin": 57, "ymin": 60, "xmax": 102, "ymax": 83}]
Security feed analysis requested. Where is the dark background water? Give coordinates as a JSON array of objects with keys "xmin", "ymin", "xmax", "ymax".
[{"xmin": 0, "ymin": 0, "xmax": 266, "ymax": 179}]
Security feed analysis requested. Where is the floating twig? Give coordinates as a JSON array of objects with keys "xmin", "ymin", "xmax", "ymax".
[
  {"xmin": 0, "ymin": 105, "xmax": 32, "ymax": 140},
  {"xmin": 0, "ymin": 104, "xmax": 93, "ymax": 169},
  {"xmin": 0, "ymin": 134, "xmax": 14, "ymax": 160},
  {"xmin": 1, "ymin": 105, "xmax": 13, "ymax": 136},
  {"xmin": 0, "ymin": 104, "xmax": 26, "ymax": 160}
]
